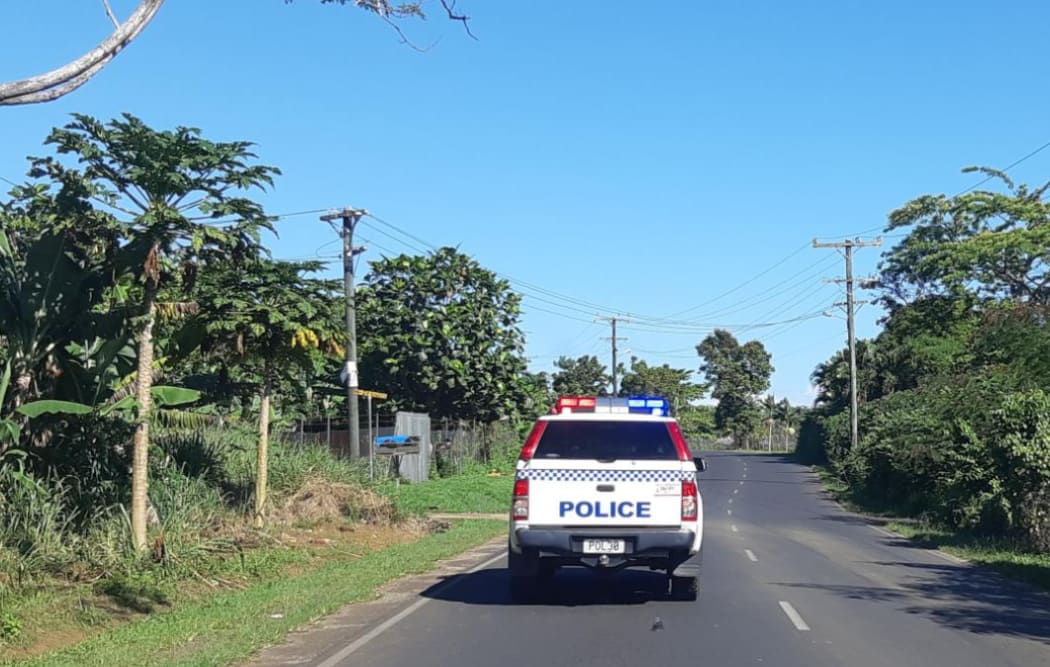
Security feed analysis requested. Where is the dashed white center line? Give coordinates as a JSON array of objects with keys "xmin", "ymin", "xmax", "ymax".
[
  {"xmin": 745, "ymin": 549, "xmax": 758, "ymax": 562},
  {"xmin": 733, "ymin": 489, "xmax": 739, "ymax": 495},
  {"xmin": 731, "ymin": 524, "xmax": 739, "ymax": 532},
  {"xmin": 738, "ymin": 481, "xmax": 745, "ymax": 486},
  {"xmin": 728, "ymin": 498, "xmax": 734, "ymax": 504},
  {"xmin": 778, "ymin": 601, "xmax": 811, "ymax": 631},
  {"xmin": 743, "ymin": 474, "xmax": 748, "ymax": 478},
  {"xmin": 727, "ymin": 509, "xmax": 732, "ymax": 516}
]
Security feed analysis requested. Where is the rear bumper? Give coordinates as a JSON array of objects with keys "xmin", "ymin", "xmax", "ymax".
[{"xmin": 516, "ymin": 527, "xmax": 695, "ymax": 556}]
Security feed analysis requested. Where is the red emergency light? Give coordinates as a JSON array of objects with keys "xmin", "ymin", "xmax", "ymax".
[{"xmin": 552, "ymin": 396, "xmax": 598, "ymax": 414}]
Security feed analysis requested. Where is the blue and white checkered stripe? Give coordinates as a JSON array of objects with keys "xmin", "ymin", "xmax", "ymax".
[{"xmin": 517, "ymin": 469, "xmax": 692, "ymax": 483}]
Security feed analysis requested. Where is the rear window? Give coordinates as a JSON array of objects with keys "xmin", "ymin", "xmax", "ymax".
[{"xmin": 533, "ymin": 420, "xmax": 678, "ymax": 461}]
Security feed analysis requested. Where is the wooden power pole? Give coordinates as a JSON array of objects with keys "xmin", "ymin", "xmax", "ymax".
[
  {"xmin": 322, "ymin": 208, "xmax": 368, "ymax": 459},
  {"xmin": 813, "ymin": 237, "xmax": 882, "ymax": 451}
]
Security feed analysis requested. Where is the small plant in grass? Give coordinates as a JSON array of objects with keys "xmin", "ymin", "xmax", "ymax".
[{"xmin": 0, "ymin": 611, "xmax": 23, "ymax": 643}]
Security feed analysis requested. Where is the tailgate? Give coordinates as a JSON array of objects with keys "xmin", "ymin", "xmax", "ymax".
[{"xmin": 524, "ymin": 464, "xmax": 686, "ymax": 527}]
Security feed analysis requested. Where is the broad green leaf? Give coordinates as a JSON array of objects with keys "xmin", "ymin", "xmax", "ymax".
[
  {"xmin": 17, "ymin": 400, "xmax": 93, "ymax": 417},
  {"xmin": 151, "ymin": 386, "xmax": 201, "ymax": 407}
]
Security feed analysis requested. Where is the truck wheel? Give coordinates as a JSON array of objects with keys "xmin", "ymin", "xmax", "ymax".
[
  {"xmin": 669, "ymin": 575, "xmax": 699, "ymax": 601},
  {"xmin": 508, "ymin": 548, "xmax": 539, "ymax": 603}
]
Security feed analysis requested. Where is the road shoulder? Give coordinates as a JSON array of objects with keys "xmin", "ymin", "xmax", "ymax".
[{"xmin": 245, "ymin": 537, "xmax": 506, "ymax": 667}]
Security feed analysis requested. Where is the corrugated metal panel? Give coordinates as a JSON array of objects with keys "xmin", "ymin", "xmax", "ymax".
[{"xmin": 393, "ymin": 411, "xmax": 431, "ymax": 483}]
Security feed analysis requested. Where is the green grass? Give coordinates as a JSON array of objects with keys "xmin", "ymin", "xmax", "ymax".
[
  {"xmin": 886, "ymin": 522, "xmax": 1050, "ymax": 591},
  {"xmin": 6, "ymin": 520, "xmax": 504, "ymax": 667},
  {"xmin": 380, "ymin": 471, "xmax": 513, "ymax": 515}
]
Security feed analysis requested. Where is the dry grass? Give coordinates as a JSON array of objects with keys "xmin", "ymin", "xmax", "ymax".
[{"xmin": 274, "ymin": 477, "xmax": 399, "ymax": 527}]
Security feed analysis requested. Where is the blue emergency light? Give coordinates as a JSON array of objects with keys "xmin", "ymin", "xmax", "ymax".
[{"xmin": 626, "ymin": 396, "xmax": 670, "ymax": 416}]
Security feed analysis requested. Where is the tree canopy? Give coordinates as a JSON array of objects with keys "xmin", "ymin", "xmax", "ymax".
[
  {"xmin": 696, "ymin": 329, "xmax": 773, "ymax": 446},
  {"xmin": 356, "ymin": 247, "xmax": 530, "ymax": 422},
  {"xmin": 551, "ymin": 355, "xmax": 611, "ymax": 397}
]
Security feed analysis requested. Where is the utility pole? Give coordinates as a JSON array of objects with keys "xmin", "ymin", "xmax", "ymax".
[
  {"xmin": 322, "ymin": 208, "xmax": 368, "ymax": 459},
  {"xmin": 767, "ymin": 394, "xmax": 774, "ymax": 453},
  {"xmin": 596, "ymin": 315, "xmax": 631, "ymax": 395},
  {"xmin": 813, "ymin": 237, "xmax": 882, "ymax": 451}
]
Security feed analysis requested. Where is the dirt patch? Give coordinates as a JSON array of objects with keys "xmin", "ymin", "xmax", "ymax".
[{"xmin": 274, "ymin": 478, "xmax": 398, "ymax": 526}]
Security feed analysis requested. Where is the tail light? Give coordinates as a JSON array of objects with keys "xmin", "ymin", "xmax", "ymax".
[
  {"xmin": 512, "ymin": 478, "xmax": 529, "ymax": 520},
  {"xmin": 517, "ymin": 421, "xmax": 548, "ymax": 461},
  {"xmin": 681, "ymin": 480, "xmax": 698, "ymax": 521},
  {"xmin": 667, "ymin": 422, "xmax": 692, "ymax": 462}
]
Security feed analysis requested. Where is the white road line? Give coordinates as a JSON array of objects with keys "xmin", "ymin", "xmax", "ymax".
[
  {"xmin": 733, "ymin": 489, "xmax": 739, "ymax": 495},
  {"xmin": 869, "ymin": 525, "xmax": 968, "ymax": 564},
  {"xmin": 742, "ymin": 474, "xmax": 748, "ymax": 478},
  {"xmin": 745, "ymin": 549, "xmax": 758, "ymax": 562},
  {"xmin": 731, "ymin": 524, "xmax": 739, "ymax": 532},
  {"xmin": 727, "ymin": 509, "xmax": 733, "ymax": 516},
  {"xmin": 316, "ymin": 550, "xmax": 506, "ymax": 667},
  {"xmin": 739, "ymin": 481, "xmax": 745, "ymax": 486},
  {"xmin": 778, "ymin": 601, "xmax": 811, "ymax": 631},
  {"xmin": 728, "ymin": 498, "xmax": 734, "ymax": 504},
  {"xmin": 929, "ymin": 549, "xmax": 968, "ymax": 565},
  {"xmin": 871, "ymin": 525, "xmax": 898, "ymax": 539}
]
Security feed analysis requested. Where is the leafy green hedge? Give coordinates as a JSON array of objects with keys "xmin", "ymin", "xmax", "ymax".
[{"xmin": 806, "ymin": 379, "xmax": 1050, "ymax": 551}]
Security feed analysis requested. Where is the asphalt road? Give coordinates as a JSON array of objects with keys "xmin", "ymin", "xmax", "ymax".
[{"xmin": 262, "ymin": 453, "xmax": 1050, "ymax": 667}]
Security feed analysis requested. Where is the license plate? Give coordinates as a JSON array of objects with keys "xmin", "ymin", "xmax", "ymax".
[{"xmin": 582, "ymin": 539, "xmax": 625, "ymax": 554}]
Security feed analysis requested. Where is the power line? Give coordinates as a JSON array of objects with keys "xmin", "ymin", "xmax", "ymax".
[
  {"xmin": 659, "ymin": 242, "xmax": 813, "ymax": 320},
  {"xmin": 844, "ymin": 136, "xmax": 1050, "ymax": 238}
]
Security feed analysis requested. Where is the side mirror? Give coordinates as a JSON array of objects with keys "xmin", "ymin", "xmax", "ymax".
[{"xmin": 692, "ymin": 456, "xmax": 707, "ymax": 472}]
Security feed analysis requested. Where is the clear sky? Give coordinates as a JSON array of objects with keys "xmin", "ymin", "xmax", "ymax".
[{"xmin": 2, "ymin": 0, "xmax": 1049, "ymax": 405}]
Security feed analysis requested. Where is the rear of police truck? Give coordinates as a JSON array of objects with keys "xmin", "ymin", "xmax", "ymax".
[{"xmin": 508, "ymin": 396, "xmax": 705, "ymax": 601}]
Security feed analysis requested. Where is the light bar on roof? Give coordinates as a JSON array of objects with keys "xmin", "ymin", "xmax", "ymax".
[{"xmin": 552, "ymin": 396, "xmax": 671, "ymax": 416}]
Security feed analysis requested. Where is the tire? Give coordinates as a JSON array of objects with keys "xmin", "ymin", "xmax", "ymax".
[
  {"xmin": 669, "ymin": 575, "xmax": 699, "ymax": 601},
  {"xmin": 508, "ymin": 547, "xmax": 539, "ymax": 603}
]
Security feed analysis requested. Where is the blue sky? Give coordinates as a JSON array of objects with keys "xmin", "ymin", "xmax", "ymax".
[{"xmin": 2, "ymin": 0, "xmax": 1049, "ymax": 405}]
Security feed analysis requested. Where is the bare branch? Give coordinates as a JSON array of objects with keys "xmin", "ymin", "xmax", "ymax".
[
  {"xmin": 440, "ymin": 0, "xmax": 476, "ymax": 40},
  {"xmin": 0, "ymin": 0, "xmax": 164, "ymax": 106},
  {"xmin": 381, "ymin": 14, "xmax": 436, "ymax": 52},
  {"xmin": 102, "ymin": 0, "xmax": 121, "ymax": 28}
]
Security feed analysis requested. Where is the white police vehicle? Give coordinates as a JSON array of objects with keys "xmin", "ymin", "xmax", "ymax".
[{"xmin": 508, "ymin": 395, "xmax": 706, "ymax": 601}]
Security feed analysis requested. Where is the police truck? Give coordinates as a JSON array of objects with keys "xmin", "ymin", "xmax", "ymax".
[{"xmin": 508, "ymin": 395, "xmax": 706, "ymax": 601}]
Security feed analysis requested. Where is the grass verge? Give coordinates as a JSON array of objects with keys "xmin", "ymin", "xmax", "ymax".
[
  {"xmin": 886, "ymin": 522, "xmax": 1050, "ymax": 591},
  {"xmin": 381, "ymin": 471, "xmax": 513, "ymax": 515},
  {"xmin": 3, "ymin": 520, "xmax": 504, "ymax": 667},
  {"xmin": 808, "ymin": 464, "xmax": 1050, "ymax": 593}
]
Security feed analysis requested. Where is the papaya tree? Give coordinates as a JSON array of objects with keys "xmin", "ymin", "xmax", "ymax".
[
  {"xmin": 190, "ymin": 258, "xmax": 343, "ymax": 527},
  {"xmin": 25, "ymin": 113, "xmax": 279, "ymax": 550}
]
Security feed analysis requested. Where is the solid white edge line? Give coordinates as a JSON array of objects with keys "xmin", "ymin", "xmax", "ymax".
[
  {"xmin": 871, "ymin": 525, "xmax": 898, "ymax": 538},
  {"xmin": 745, "ymin": 549, "xmax": 758, "ymax": 562},
  {"xmin": 778, "ymin": 601, "xmax": 811, "ymax": 631},
  {"xmin": 316, "ymin": 550, "xmax": 506, "ymax": 667},
  {"xmin": 869, "ymin": 524, "xmax": 969, "ymax": 565}
]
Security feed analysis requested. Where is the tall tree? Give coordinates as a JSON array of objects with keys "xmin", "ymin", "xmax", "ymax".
[
  {"xmin": 880, "ymin": 169, "xmax": 1050, "ymax": 307},
  {"xmin": 27, "ymin": 113, "xmax": 278, "ymax": 551},
  {"xmin": 357, "ymin": 248, "xmax": 529, "ymax": 422},
  {"xmin": 696, "ymin": 329, "xmax": 773, "ymax": 446},
  {"xmin": 551, "ymin": 355, "xmax": 611, "ymax": 397},
  {"xmin": 0, "ymin": 1, "xmax": 474, "ymax": 105},
  {"xmin": 618, "ymin": 357, "xmax": 704, "ymax": 409}
]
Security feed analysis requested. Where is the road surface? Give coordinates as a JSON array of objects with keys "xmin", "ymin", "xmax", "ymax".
[{"xmin": 253, "ymin": 453, "xmax": 1050, "ymax": 666}]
